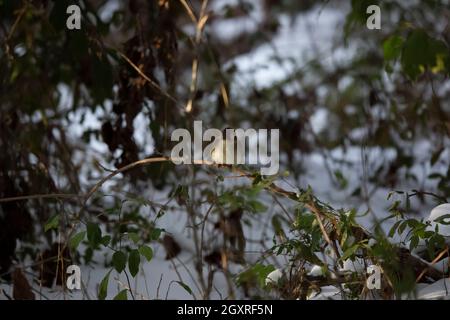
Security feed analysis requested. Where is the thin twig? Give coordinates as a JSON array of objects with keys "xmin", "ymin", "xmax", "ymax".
[
  {"xmin": 117, "ymin": 51, "xmax": 184, "ymax": 111},
  {"xmin": 179, "ymin": 0, "xmax": 197, "ymax": 24},
  {"xmin": 156, "ymin": 273, "xmax": 164, "ymax": 299},
  {"xmin": 123, "ymin": 270, "xmax": 136, "ymax": 300},
  {"xmin": 0, "ymin": 193, "xmax": 82, "ymax": 203}
]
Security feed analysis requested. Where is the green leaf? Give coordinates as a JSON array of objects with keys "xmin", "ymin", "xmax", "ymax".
[
  {"xmin": 254, "ymin": 264, "xmax": 276, "ymax": 288},
  {"xmin": 44, "ymin": 214, "xmax": 59, "ymax": 232},
  {"xmin": 128, "ymin": 249, "xmax": 140, "ymax": 277},
  {"xmin": 98, "ymin": 270, "xmax": 112, "ymax": 300},
  {"xmin": 139, "ymin": 245, "xmax": 153, "ymax": 262},
  {"xmin": 334, "ymin": 170, "xmax": 348, "ymax": 189},
  {"xmin": 101, "ymin": 235, "xmax": 111, "ymax": 246},
  {"xmin": 112, "ymin": 251, "xmax": 127, "ymax": 273},
  {"xmin": 398, "ymin": 221, "xmax": 408, "ymax": 234},
  {"xmin": 383, "ymin": 35, "xmax": 404, "ymax": 60},
  {"xmin": 409, "ymin": 235, "xmax": 420, "ymax": 251},
  {"xmin": 341, "ymin": 244, "xmax": 360, "ymax": 261},
  {"xmin": 401, "ymin": 29, "xmax": 449, "ymax": 80},
  {"xmin": 113, "ymin": 289, "xmax": 128, "ymax": 300},
  {"xmin": 175, "ymin": 281, "xmax": 194, "ymax": 298},
  {"xmin": 434, "ymin": 214, "xmax": 450, "ymax": 225},
  {"xmin": 388, "ymin": 220, "xmax": 402, "ymax": 238},
  {"xmin": 84, "ymin": 247, "xmax": 93, "ymax": 264},
  {"xmin": 128, "ymin": 232, "xmax": 140, "ymax": 244},
  {"xmin": 150, "ymin": 228, "xmax": 163, "ymax": 241},
  {"xmin": 271, "ymin": 215, "xmax": 285, "ymax": 238},
  {"xmin": 87, "ymin": 222, "xmax": 102, "ymax": 246},
  {"xmin": 252, "ymin": 174, "xmax": 276, "ymax": 188},
  {"xmin": 297, "ymin": 243, "xmax": 323, "ymax": 265},
  {"xmin": 69, "ymin": 231, "xmax": 86, "ymax": 250},
  {"xmin": 248, "ymin": 200, "xmax": 267, "ymax": 213},
  {"xmin": 402, "ymin": 30, "xmax": 432, "ymax": 79},
  {"xmin": 237, "ymin": 263, "xmax": 275, "ymax": 288}
]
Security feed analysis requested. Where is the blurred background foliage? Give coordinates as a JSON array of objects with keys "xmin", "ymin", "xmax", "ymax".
[{"xmin": 1, "ymin": 0, "xmax": 450, "ymax": 299}]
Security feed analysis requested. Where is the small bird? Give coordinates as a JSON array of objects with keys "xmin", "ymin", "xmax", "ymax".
[{"xmin": 210, "ymin": 128, "xmax": 244, "ymax": 166}]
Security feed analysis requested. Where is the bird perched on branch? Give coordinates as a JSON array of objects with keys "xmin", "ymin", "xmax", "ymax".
[{"xmin": 210, "ymin": 127, "xmax": 244, "ymax": 166}]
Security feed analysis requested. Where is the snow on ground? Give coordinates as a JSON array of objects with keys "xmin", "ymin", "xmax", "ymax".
[
  {"xmin": 3, "ymin": 1, "xmax": 449, "ymax": 300},
  {"xmin": 229, "ymin": 3, "xmax": 351, "ymax": 90}
]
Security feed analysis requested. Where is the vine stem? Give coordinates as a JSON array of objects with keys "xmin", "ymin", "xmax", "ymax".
[
  {"xmin": 2, "ymin": 155, "xmax": 445, "ymax": 295},
  {"xmin": 0, "ymin": 193, "xmax": 82, "ymax": 203},
  {"xmin": 0, "ymin": 156, "xmax": 342, "ymax": 263}
]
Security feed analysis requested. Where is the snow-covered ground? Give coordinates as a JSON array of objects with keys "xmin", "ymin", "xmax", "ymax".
[{"xmin": 2, "ymin": 0, "xmax": 450, "ymax": 300}]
